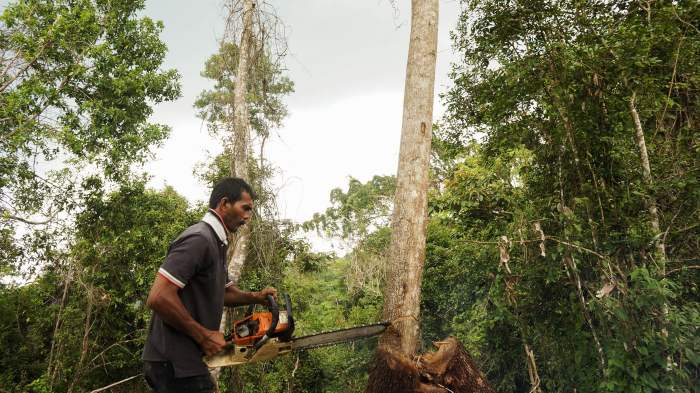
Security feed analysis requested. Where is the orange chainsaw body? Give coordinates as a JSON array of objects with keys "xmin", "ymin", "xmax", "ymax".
[{"xmin": 232, "ymin": 311, "xmax": 291, "ymax": 346}]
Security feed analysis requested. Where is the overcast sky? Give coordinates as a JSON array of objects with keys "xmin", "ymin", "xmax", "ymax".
[{"xmin": 140, "ymin": 0, "xmax": 462, "ymax": 249}]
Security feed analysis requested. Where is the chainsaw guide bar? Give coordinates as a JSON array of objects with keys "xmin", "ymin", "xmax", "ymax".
[{"xmin": 290, "ymin": 322, "xmax": 390, "ymax": 351}]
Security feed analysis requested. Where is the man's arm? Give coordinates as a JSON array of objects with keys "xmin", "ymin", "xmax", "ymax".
[
  {"xmin": 224, "ymin": 285, "xmax": 277, "ymax": 307},
  {"xmin": 146, "ymin": 274, "xmax": 226, "ymax": 356}
]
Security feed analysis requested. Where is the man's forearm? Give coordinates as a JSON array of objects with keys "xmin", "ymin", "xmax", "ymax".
[{"xmin": 224, "ymin": 286, "xmax": 264, "ymax": 307}]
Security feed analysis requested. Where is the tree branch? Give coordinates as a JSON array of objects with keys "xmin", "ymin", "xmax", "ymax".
[
  {"xmin": 88, "ymin": 374, "xmax": 142, "ymax": 393},
  {"xmin": 2, "ymin": 211, "xmax": 55, "ymax": 225}
]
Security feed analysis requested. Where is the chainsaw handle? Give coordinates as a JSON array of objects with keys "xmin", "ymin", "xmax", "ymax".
[
  {"xmin": 253, "ymin": 295, "xmax": 279, "ymax": 351},
  {"xmin": 244, "ymin": 292, "xmax": 276, "ymax": 317}
]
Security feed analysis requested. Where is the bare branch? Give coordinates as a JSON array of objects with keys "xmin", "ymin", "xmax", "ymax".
[
  {"xmin": 666, "ymin": 266, "xmax": 700, "ymax": 276},
  {"xmin": 1, "ymin": 209, "xmax": 57, "ymax": 225}
]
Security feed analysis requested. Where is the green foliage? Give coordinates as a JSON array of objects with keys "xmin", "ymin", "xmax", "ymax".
[
  {"xmin": 0, "ymin": 0, "xmax": 180, "ymax": 286},
  {"xmin": 0, "ymin": 181, "xmax": 198, "ymax": 392},
  {"xmin": 426, "ymin": 0, "xmax": 700, "ymax": 391},
  {"xmin": 303, "ymin": 176, "xmax": 396, "ymax": 241},
  {"xmin": 194, "ymin": 40, "xmax": 294, "ymax": 140},
  {"xmin": 0, "ymin": 0, "xmax": 180, "ymax": 220}
]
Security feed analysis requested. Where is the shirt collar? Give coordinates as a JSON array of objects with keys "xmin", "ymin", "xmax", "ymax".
[{"xmin": 202, "ymin": 209, "xmax": 229, "ymax": 245}]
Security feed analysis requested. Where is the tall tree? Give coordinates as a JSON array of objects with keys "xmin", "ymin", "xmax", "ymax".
[
  {"xmin": 196, "ymin": 2, "xmax": 291, "ymax": 388},
  {"xmin": 0, "ymin": 0, "xmax": 180, "ymax": 274},
  {"xmin": 227, "ymin": 0, "xmax": 256, "ymax": 285},
  {"xmin": 196, "ymin": 2, "xmax": 292, "ymax": 287},
  {"xmin": 216, "ymin": 0, "xmax": 289, "ymax": 286},
  {"xmin": 378, "ymin": 0, "xmax": 439, "ymax": 356}
]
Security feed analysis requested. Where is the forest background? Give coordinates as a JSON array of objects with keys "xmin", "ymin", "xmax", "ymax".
[{"xmin": 0, "ymin": 0, "xmax": 698, "ymax": 393}]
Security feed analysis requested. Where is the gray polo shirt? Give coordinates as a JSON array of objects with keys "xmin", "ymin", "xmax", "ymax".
[{"xmin": 143, "ymin": 211, "xmax": 232, "ymax": 377}]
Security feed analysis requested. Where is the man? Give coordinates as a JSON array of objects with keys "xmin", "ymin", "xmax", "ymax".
[{"xmin": 143, "ymin": 177, "xmax": 276, "ymax": 393}]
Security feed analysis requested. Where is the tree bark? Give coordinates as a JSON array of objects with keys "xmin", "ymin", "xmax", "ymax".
[
  {"xmin": 227, "ymin": 0, "xmax": 256, "ymax": 285},
  {"xmin": 378, "ymin": 0, "xmax": 439, "ymax": 356},
  {"xmin": 213, "ymin": 1, "xmax": 256, "ymax": 387},
  {"xmin": 629, "ymin": 91, "xmax": 666, "ymax": 272}
]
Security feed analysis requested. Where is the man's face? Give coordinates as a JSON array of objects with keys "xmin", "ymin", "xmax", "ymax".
[{"xmin": 221, "ymin": 191, "xmax": 254, "ymax": 232}]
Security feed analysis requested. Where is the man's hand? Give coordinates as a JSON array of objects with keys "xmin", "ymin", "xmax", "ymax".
[
  {"xmin": 256, "ymin": 287, "xmax": 278, "ymax": 305},
  {"xmin": 224, "ymin": 285, "xmax": 278, "ymax": 307},
  {"xmin": 198, "ymin": 329, "xmax": 227, "ymax": 357}
]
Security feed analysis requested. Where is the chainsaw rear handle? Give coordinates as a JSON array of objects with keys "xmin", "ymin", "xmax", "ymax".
[{"xmin": 253, "ymin": 294, "xmax": 278, "ymax": 351}]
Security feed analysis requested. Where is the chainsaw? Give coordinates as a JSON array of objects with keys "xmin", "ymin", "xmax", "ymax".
[{"xmin": 204, "ymin": 294, "xmax": 389, "ymax": 368}]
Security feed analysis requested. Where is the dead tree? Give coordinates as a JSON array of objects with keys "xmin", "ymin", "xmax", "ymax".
[{"xmin": 226, "ymin": 0, "xmax": 255, "ymax": 285}]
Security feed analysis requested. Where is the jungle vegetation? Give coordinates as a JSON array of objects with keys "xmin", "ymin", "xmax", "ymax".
[{"xmin": 0, "ymin": 0, "xmax": 698, "ymax": 392}]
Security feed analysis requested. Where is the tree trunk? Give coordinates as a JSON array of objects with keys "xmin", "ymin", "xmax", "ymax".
[
  {"xmin": 523, "ymin": 343, "xmax": 542, "ymax": 393},
  {"xmin": 67, "ymin": 283, "xmax": 95, "ymax": 393},
  {"xmin": 227, "ymin": 0, "xmax": 256, "ymax": 285},
  {"xmin": 629, "ymin": 91, "xmax": 666, "ymax": 272},
  {"xmin": 629, "ymin": 90, "xmax": 672, "ymax": 371},
  {"xmin": 378, "ymin": 0, "xmax": 439, "ymax": 356},
  {"xmin": 213, "ymin": 1, "xmax": 256, "ymax": 388}
]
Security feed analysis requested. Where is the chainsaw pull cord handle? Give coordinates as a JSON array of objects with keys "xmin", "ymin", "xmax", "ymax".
[
  {"xmin": 252, "ymin": 294, "xmax": 278, "ymax": 351},
  {"xmin": 244, "ymin": 303, "xmax": 255, "ymax": 317}
]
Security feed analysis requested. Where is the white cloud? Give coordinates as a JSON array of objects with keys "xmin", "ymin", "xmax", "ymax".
[
  {"xmin": 141, "ymin": 0, "xmax": 462, "ymax": 250},
  {"xmin": 267, "ymin": 90, "xmax": 403, "ymax": 223}
]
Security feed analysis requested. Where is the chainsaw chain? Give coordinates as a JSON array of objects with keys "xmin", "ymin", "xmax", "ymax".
[{"xmin": 290, "ymin": 322, "xmax": 389, "ymax": 351}]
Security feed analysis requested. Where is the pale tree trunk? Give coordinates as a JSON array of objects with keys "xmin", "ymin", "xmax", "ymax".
[
  {"xmin": 227, "ymin": 0, "xmax": 255, "ymax": 285},
  {"xmin": 523, "ymin": 343, "xmax": 542, "ymax": 393},
  {"xmin": 378, "ymin": 0, "xmax": 439, "ymax": 356},
  {"xmin": 629, "ymin": 91, "xmax": 672, "ymax": 372},
  {"xmin": 212, "ymin": 1, "xmax": 255, "ymax": 387},
  {"xmin": 629, "ymin": 91, "xmax": 666, "ymax": 272}
]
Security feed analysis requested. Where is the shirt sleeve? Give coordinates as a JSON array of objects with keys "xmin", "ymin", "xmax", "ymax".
[
  {"xmin": 225, "ymin": 271, "xmax": 233, "ymax": 288},
  {"xmin": 158, "ymin": 233, "xmax": 209, "ymax": 288}
]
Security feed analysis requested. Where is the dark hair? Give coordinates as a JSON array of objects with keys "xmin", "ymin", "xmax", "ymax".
[{"xmin": 209, "ymin": 177, "xmax": 255, "ymax": 208}]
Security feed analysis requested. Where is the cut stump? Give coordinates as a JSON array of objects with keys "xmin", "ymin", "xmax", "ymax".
[{"xmin": 366, "ymin": 337, "xmax": 494, "ymax": 393}]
